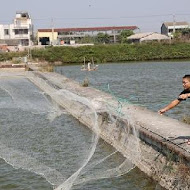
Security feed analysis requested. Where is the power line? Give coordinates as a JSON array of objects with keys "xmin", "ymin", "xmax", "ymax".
[
  {"xmin": 32, "ymin": 13, "xmax": 190, "ymax": 21},
  {"xmin": 1, "ymin": 13, "xmax": 189, "ymax": 23}
]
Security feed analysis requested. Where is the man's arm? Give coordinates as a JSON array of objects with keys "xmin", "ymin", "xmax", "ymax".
[{"xmin": 158, "ymin": 99, "xmax": 181, "ymax": 114}]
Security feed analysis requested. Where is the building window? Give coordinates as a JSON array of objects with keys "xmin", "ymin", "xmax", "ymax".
[
  {"xmin": 14, "ymin": 29, "xmax": 28, "ymax": 35},
  {"xmin": 4, "ymin": 29, "xmax": 9, "ymax": 35},
  {"xmin": 58, "ymin": 32, "xmax": 71, "ymax": 35},
  {"xmin": 169, "ymin": 29, "xmax": 173, "ymax": 33}
]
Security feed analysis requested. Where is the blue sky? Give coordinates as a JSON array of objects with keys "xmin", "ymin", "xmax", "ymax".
[{"xmin": 0, "ymin": 0, "xmax": 190, "ymax": 32}]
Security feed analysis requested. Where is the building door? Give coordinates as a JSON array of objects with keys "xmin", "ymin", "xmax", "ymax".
[{"xmin": 39, "ymin": 37, "xmax": 50, "ymax": 45}]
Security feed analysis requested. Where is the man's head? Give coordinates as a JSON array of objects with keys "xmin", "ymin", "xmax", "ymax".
[{"xmin": 182, "ymin": 75, "xmax": 190, "ymax": 90}]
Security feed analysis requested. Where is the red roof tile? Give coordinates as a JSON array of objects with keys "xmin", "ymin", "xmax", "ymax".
[{"xmin": 38, "ymin": 26, "xmax": 138, "ymax": 32}]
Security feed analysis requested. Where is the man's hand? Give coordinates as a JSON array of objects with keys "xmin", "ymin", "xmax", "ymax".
[
  {"xmin": 158, "ymin": 108, "xmax": 167, "ymax": 115},
  {"xmin": 178, "ymin": 94, "xmax": 189, "ymax": 100}
]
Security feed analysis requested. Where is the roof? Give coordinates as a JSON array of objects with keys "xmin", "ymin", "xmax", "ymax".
[
  {"xmin": 141, "ymin": 33, "xmax": 171, "ymax": 41},
  {"xmin": 127, "ymin": 32, "xmax": 154, "ymax": 40},
  {"xmin": 127, "ymin": 32, "xmax": 171, "ymax": 41},
  {"xmin": 163, "ymin": 22, "xmax": 189, "ymax": 27},
  {"xmin": 38, "ymin": 26, "xmax": 138, "ymax": 33}
]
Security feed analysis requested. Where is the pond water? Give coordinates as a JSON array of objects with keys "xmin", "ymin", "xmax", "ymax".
[{"xmin": 54, "ymin": 61, "xmax": 190, "ymax": 121}]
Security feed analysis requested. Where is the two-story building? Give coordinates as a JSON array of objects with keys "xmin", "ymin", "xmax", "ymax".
[
  {"xmin": 0, "ymin": 12, "xmax": 34, "ymax": 47},
  {"xmin": 161, "ymin": 21, "xmax": 189, "ymax": 37}
]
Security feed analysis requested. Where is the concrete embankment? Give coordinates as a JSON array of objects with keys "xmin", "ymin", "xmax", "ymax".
[
  {"xmin": 0, "ymin": 63, "xmax": 26, "ymax": 71},
  {"xmin": 24, "ymin": 69, "xmax": 190, "ymax": 189}
]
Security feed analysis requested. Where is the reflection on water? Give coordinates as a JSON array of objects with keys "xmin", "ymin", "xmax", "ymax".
[
  {"xmin": 0, "ymin": 75, "xmax": 164, "ymax": 190},
  {"xmin": 55, "ymin": 61, "xmax": 190, "ymax": 121}
]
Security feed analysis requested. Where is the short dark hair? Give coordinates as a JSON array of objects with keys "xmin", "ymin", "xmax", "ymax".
[{"xmin": 183, "ymin": 75, "xmax": 190, "ymax": 81}]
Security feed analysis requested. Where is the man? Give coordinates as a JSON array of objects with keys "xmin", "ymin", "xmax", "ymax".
[
  {"xmin": 158, "ymin": 75, "xmax": 190, "ymax": 144},
  {"xmin": 159, "ymin": 75, "xmax": 190, "ymax": 114}
]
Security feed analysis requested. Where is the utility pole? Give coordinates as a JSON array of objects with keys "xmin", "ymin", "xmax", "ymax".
[
  {"xmin": 173, "ymin": 14, "xmax": 176, "ymax": 34},
  {"xmin": 51, "ymin": 18, "xmax": 54, "ymax": 45},
  {"xmin": 113, "ymin": 30, "xmax": 116, "ymax": 43}
]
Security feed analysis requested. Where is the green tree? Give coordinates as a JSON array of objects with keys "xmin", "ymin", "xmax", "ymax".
[
  {"xmin": 173, "ymin": 31, "xmax": 181, "ymax": 39},
  {"xmin": 78, "ymin": 35, "xmax": 94, "ymax": 44},
  {"xmin": 118, "ymin": 30, "xmax": 134, "ymax": 43},
  {"xmin": 96, "ymin": 33, "xmax": 110, "ymax": 44},
  {"xmin": 181, "ymin": 28, "xmax": 190, "ymax": 38}
]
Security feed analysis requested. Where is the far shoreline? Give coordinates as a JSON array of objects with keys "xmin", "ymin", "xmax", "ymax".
[{"xmin": 1, "ymin": 43, "xmax": 190, "ymax": 66}]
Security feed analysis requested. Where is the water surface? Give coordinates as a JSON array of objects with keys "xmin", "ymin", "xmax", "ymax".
[
  {"xmin": 55, "ymin": 61, "xmax": 190, "ymax": 121},
  {"xmin": 0, "ymin": 75, "xmax": 164, "ymax": 190}
]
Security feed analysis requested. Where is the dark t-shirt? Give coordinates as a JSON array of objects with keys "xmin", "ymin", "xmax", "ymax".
[{"xmin": 178, "ymin": 88, "xmax": 190, "ymax": 101}]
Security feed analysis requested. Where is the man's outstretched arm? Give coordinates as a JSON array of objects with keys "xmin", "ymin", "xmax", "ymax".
[{"xmin": 158, "ymin": 99, "xmax": 180, "ymax": 114}]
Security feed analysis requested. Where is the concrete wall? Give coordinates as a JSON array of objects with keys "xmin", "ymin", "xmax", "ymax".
[
  {"xmin": 37, "ymin": 31, "xmax": 58, "ymax": 45},
  {"xmin": 27, "ymin": 69, "xmax": 190, "ymax": 189}
]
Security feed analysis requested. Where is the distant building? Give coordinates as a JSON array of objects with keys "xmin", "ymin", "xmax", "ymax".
[
  {"xmin": 161, "ymin": 22, "xmax": 189, "ymax": 37},
  {"xmin": 127, "ymin": 32, "xmax": 171, "ymax": 43},
  {"xmin": 37, "ymin": 26, "xmax": 138, "ymax": 45},
  {"xmin": 0, "ymin": 12, "xmax": 34, "ymax": 46}
]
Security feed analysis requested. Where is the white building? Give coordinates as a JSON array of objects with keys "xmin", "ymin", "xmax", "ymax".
[
  {"xmin": 161, "ymin": 22, "xmax": 189, "ymax": 37},
  {"xmin": 0, "ymin": 12, "xmax": 33, "ymax": 46},
  {"xmin": 127, "ymin": 32, "xmax": 171, "ymax": 43}
]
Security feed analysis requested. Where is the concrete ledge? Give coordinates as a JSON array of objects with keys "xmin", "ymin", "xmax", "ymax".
[
  {"xmin": 0, "ymin": 63, "xmax": 26, "ymax": 68},
  {"xmin": 0, "ymin": 63, "xmax": 26, "ymax": 71},
  {"xmin": 27, "ymin": 70, "xmax": 190, "ymax": 189}
]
